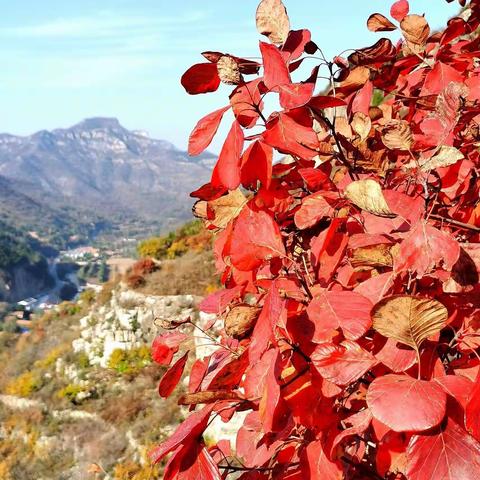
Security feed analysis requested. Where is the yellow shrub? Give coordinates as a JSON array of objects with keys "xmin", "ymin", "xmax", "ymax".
[
  {"xmin": 113, "ymin": 461, "xmax": 159, "ymax": 480},
  {"xmin": 166, "ymin": 240, "xmax": 188, "ymax": 259},
  {"xmin": 108, "ymin": 346, "xmax": 151, "ymax": 374},
  {"xmin": 5, "ymin": 372, "xmax": 41, "ymax": 397},
  {"xmin": 0, "ymin": 460, "xmax": 12, "ymax": 480},
  {"xmin": 57, "ymin": 384, "xmax": 88, "ymax": 403},
  {"xmin": 34, "ymin": 344, "xmax": 69, "ymax": 369}
]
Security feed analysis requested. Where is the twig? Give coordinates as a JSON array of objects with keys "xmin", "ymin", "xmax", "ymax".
[
  {"xmin": 322, "ymin": 116, "xmax": 359, "ymax": 180},
  {"xmin": 429, "ymin": 214, "xmax": 480, "ymax": 232}
]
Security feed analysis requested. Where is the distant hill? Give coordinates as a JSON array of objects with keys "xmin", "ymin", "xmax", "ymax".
[{"xmin": 0, "ymin": 118, "xmax": 214, "ymax": 245}]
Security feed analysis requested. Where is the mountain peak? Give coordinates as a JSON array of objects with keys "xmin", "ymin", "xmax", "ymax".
[{"xmin": 74, "ymin": 117, "xmax": 122, "ymax": 130}]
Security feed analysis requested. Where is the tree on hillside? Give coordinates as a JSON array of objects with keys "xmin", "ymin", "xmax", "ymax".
[{"xmin": 150, "ymin": 0, "xmax": 480, "ymax": 478}]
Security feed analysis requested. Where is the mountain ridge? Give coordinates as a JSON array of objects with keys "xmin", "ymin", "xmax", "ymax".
[{"xmin": 0, "ymin": 117, "xmax": 215, "ymax": 244}]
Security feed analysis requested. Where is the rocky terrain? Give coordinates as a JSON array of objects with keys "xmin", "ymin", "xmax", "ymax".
[{"xmin": 0, "ymin": 271, "xmax": 236, "ymax": 479}]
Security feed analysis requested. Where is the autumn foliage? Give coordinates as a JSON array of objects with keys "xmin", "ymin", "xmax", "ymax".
[{"xmin": 151, "ymin": 0, "xmax": 480, "ymax": 478}]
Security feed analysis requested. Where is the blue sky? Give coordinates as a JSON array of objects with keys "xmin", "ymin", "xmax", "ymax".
[{"xmin": 0, "ymin": 0, "xmax": 460, "ymax": 152}]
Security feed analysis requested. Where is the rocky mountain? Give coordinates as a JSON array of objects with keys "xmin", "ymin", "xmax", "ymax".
[{"xmin": 0, "ymin": 118, "xmax": 215, "ymax": 241}]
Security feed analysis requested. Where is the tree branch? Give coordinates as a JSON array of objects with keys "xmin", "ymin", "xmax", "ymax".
[
  {"xmin": 429, "ymin": 214, "xmax": 480, "ymax": 233},
  {"xmin": 322, "ymin": 116, "xmax": 359, "ymax": 180}
]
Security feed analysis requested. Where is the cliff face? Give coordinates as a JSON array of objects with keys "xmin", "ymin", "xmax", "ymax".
[{"xmin": 0, "ymin": 257, "xmax": 54, "ymax": 303}]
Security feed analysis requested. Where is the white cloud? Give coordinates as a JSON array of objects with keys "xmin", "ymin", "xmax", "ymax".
[{"xmin": 0, "ymin": 10, "xmax": 206, "ymax": 38}]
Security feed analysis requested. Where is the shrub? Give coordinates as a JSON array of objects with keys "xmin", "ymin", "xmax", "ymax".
[
  {"xmin": 166, "ymin": 240, "xmax": 188, "ymax": 259},
  {"xmin": 113, "ymin": 460, "xmax": 159, "ymax": 480},
  {"xmin": 151, "ymin": 1, "xmax": 480, "ymax": 479},
  {"xmin": 34, "ymin": 345, "xmax": 69, "ymax": 370},
  {"xmin": 126, "ymin": 272, "xmax": 146, "ymax": 289},
  {"xmin": 108, "ymin": 347, "xmax": 151, "ymax": 375},
  {"xmin": 132, "ymin": 258, "xmax": 158, "ymax": 275},
  {"xmin": 5, "ymin": 371, "xmax": 41, "ymax": 397},
  {"xmin": 96, "ymin": 280, "xmax": 116, "ymax": 305},
  {"xmin": 56, "ymin": 383, "xmax": 89, "ymax": 403},
  {"xmin": 79, "ymin": 289, "xmax": 96, "ymax": 305}
]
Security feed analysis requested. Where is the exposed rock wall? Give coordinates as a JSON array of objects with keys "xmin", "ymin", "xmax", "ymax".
[
  {"xmin": 0, "ymin": 257, "xmax": 53, "ymax": 303},
  {"xmin": 73, "ymin": 286, "xmax": 198, "ymax": 367}
]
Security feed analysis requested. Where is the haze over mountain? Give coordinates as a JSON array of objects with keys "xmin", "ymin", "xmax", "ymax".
[{"xmin": 0, "ymin": 117, "xmax": 214, "ymax": 244}]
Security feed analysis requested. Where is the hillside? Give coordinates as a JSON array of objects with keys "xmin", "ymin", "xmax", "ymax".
[
  {"xmin": 0, "ymin": 118, "xmax": 215, "ymax": 245},
  {"xmin": 0, "ymin": 241, "xmax": 223, "ymax": 480}
]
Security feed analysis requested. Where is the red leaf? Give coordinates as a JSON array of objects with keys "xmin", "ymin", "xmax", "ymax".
[
  {"xmin": 211, "ymin": 120, "xmax": 244, "ymax": 190},
  {"xmin": 375, "ymin": 337, "xmax": 417, "ymax": 373},
  {"xmin": 466, "ymin": 370, "xmax": 480, "ymax": 441},
  {"xmin": 308, "ymin": 95, "xmax": 346, "ymax": 110},
  {"xmin": 150, "ymin": 403, "xmax": 215, "ymax": 463},
  {"xmin": 279, "ymin": 81, "xmax": 315, "ymax": 109},
  {"xmin": 307, "ymin": 290, "xmax": 373, "ymax": 341},
  {"xmin": 260, "ymin": 41, "xmax": 291, "ymax": 91},
  {"xmin": 199, "ymin": 286, "xmax": 243, "ymax": 315},
  {"xmin": 305, "ymin": 440, "xmax": 343, "ymax": 479},
  {"xmin": 395, "ymin": 222, "xmax": 460, "ymax": 278},
  {"xmin": 299, "ymin": 168, "xmax": 334, "ymax": 191},
  {"xmin": 188, "ymin": 358, "xmax": 210, "ymax": 394},
  {"xmin": 351, "ymin": 80, "xmax": 373, "ymax": 115},
  {"xmin": 181, "ymin": 63, "xmax": 220, "ymax": 95},
  {"xmin": 390, "ymin": 0, "xmax": 409, "ymax": 22},
  {"xmin": 241, "ymin": 140, "xmax": 273, "ymax": 189},
  {"xmin": 262, "ymin": 111, "xmax": 320, "ymax": 160},
  {"xmin": 178, "ymin": 443, "xmax": 222, "ymax": 480},
  {"xmin": 190, "ymin": 182, "xmax": 226, "ymax": 201},
  {"xmin": 189, "ymin": 106, "xmax": 230, "ymax": 156},
  {"xmin": 281, "ymin": 29, "xmax": 312, "ymax": 61},
  {"xmin": 279, "ymin": 66, "xmax": 318, "ymax": 109},
  {"xmin": 294, "ymin": 191, "xmax": 335, "ymax": 230},
  {"xmin": 152, "ymin": 332, "xmax": 188, "ymax": 366},
  {"xmin": 434, "ymin": 375, "xmax": 473, "ymax": 410},
  {"xmin": 331, "ymin": 408, "xmax": 373, "ymax": 455},
  {"xmin": 230, "ymin": 78, "xmax": 265, "ymax": 128},
  {"xmin": 249, "ymin": 283, "xmax": 285, "ymax": 363},
  {"xmin": 441, "ymin": 17, "xmax": 468, "ymax": 45},
  {"xmin": 407, "ymin": 419, "xmax": 480, "ymax": 480},
  {"xmin": 259, "ymin": 349, "xmax": 285, "ymax": 432},
  {"xmin": 311, "ymin": 340, "xmax": 377, "ymax": 386},
  {"xmin": 244, "ymin": 348, "xmax": 277, "ymax": 399},
  {"xmin": 367, "ymin": 375, "xmax": 447, "ymax": 432},
  {"xmin": 353, "ymin": 272, "xmax": 394, "ymax": 304},
  {"xmin": 158, "ymin": 352, "xmax": 189, "ymax": 398},
  {"xmin": 376, "ymin": 431, "xmax": 409, "ymax": 477},
  {"xmin": 230, "ymin": 206, "xmax": 285, "ymax": 271},
  {"xmin": 311, "ymin": 218, "xmax": 348, "ymax": 285},
  {"xmin": 421, "ymin": 61, "xmax": 464, "ymax": 96}
]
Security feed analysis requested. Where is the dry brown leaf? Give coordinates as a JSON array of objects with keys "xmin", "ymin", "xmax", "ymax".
[
  {"xmin": 217, "ymin": 55, "xmax": 242, "ymax": 85},
  {"xmin": 419, "ymin": 146, "xmax": 464, "ymax": 171},
  {"xmin": 256, "ymin": 0, "xmax": 290, "ymax": 44},
  {"xmin": 345, "ymin": 179, "xmax": 396, "ymax": 217},
  {"xmin": 178, "ymin": 391, "xmax": 242, "ymax": 405},
  {"xmin": 367, "ymin": 13, "xmax": 397, "ymax": 32},
  {"xmin": 351, "ymin": 244, "xmax": 394, "ymax": 268},
  {"xmin": 382, "ymin": 120, "xmax": 413, "ymax": 150},
  {"xmin": 400, "ymin": 14, "xmax": 430, "ymax": 45},
  {"xmin": 225, "ymin": 305, "xmax": 261, "ymax": 338},
  {"xmin": 351, "ymin": 112, "xmax": 372, "ymax": 142},
  {"xmin": 372, "ymin": 295, "xmax": 448, "ymax": 350},
  {"xmin": 338, "ymin": 67, "xmax": 370, "ymax": 95},
  {"xmin": 195, "ymin": 189, "xmax": 247, "ymax": 230}
]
